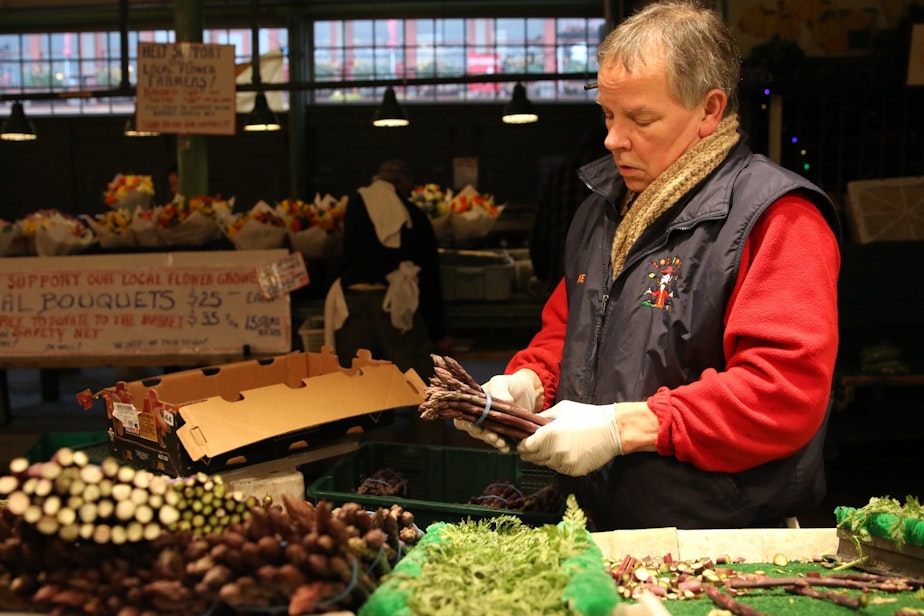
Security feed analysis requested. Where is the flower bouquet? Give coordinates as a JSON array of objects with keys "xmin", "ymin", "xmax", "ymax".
[
  {"xmin": 0, "ymin": 218, "xmax": 25, "ymax": 257},
  {"xmin": 129, "ymin": 206, "xmax": 166, "ymax": 248},
  {"xmin": 103, "ymin": 174, "xmax": 155, "ymax": 210},
  {"xmin": 410, "ymin": 183, "xmax": 452, "ymax": 240},
  {"xmin": 223, "ymin": 200, "xmax": 288, "ymax": 250},
  {"xmin": 20, "ymin": 209, "xmax": 96, "ymax": 256},
  {"xmin": 83, "ymin": 208, "xmax": 138, "ymax": 250},
  {"xmin": 278, "ymin": 193, "xmax": 347, "ymax": 258},
  {"xmin": 152, "ymin": 194, "xmax": 234, "ymax": 247},
  {"xmin": 446, "ymin": 184, "xmax": 504, "ymax": 241}
]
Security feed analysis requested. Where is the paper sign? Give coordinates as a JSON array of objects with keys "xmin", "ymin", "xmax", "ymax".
[
  {"xmin": 256, "ymin": 252, "xmax": 310, "ymax": 300},
  {"xmin": 136, "ymin": 42, "xmax": 237, "ymax": 136},
  {"xmin": 0, "ymin": 250, "xmax": 292, "ymax": 358}
]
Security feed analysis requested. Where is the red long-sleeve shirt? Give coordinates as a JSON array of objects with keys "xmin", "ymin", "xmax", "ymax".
[{"xmin": 508, "ymin": 194, "xmax": 840, "ymax": 473}]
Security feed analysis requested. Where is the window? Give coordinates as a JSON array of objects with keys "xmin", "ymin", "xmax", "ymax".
[
  {"xmin": 0, "ymin": 15, "xmax": 602, "ymax": 115},
  {"xmin": 314, "ymin": 16, "xmax": 604, "ymax": 104},
  {"xmin": 0, "ymin": 27, "xmax": 289, "ymax": 116}
]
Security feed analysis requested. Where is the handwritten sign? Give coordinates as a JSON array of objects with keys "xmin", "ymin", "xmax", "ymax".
[
  {"xmin": 136, "ymin": 42, "xmax": 236, "ymax": 136},
  {"xmin": 0, "ymin": 250, "xmax": 292, "ymax": 358}
]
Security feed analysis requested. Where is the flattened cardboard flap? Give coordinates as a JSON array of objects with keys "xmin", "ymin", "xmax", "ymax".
[{"xmin": 176, "ymin": 363, "xmax": 427, "ymax": 462}]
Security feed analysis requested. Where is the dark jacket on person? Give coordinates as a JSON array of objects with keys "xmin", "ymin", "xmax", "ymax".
[{"xmin": 339, "ymin": 189, "xmax": 446, "ymax": 343}]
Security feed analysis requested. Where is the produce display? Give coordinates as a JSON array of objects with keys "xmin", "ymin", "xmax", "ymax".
[
  {"xmin": 360, "ymin": 495, "xmax": 619, "ymax": 616},
  {"xmin": 356, "ymin": 468, "xmax": 561, "ymax": 515},
  {"xmin": 605, "ymin": 553, "xmax": 924, "ymax": 615},
  {"xmin": 0, "ymin": 448, "xmax": 421, "ymax": 615}
]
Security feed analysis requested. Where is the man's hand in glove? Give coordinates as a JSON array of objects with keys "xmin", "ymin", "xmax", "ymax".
[
  {"xmin": 453, "ymin": 368, "xmax": 543, "ymax": 453},
  {"xmin": 517, "ymin": 400, "xmax": 642, "ymax": 476}
]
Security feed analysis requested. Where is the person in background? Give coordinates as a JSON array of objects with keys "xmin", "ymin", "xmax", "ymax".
[
  {"xmin": 455, "ymin": 0, "xmax": 841, "ymax": 531},
  {"xmin": 329, "ymin": 159, "xmax": 453, "ymax": 381},
  {"xmin": 167, "ymin": 162, "xmax": 180, "ymax": 201}
]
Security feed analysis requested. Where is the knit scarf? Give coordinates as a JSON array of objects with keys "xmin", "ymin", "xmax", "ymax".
[{"xmin": 610, "ymin": 114, "xmax": 740, "ymax": 278}]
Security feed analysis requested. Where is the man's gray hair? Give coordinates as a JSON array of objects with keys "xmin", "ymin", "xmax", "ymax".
[{"xmin": 597, "ymin": 0, "xmax": 740, "ymax": 116}]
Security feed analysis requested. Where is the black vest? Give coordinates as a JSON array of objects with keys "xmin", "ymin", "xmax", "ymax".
[{"xmin": 556, "ymin": 139, "xmax": 840, "ymax": 530}]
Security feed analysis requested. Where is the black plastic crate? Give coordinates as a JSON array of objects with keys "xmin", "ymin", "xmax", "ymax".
[{"xmin": 306, "ymin": 442, "xmax": 564, "ymax": 528}]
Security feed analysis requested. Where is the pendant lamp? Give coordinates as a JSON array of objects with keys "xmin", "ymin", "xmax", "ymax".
[
  {"xmin": 1, "ymin": 101, "xmax": 37, "ymax": 141},
  {"xmin": 502, "ymin": 82, "xmax": 538, "ymax": 125},
  {"xmin": 245, "ymin": 92, "xmax": 281, "ymax": 131},
  {"xmin": 244, "ymin": 0, "xmax": 280, "ymax": 132},
  {"xmin": 373, "ymin": 86, "xmax": 409, "ymax": 127},
  {"xmin": 124, "ymin": 112, "xmax": 159, "ymax": 137}
]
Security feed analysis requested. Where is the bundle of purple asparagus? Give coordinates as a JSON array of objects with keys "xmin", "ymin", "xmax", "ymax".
[{"xmin": 417, "ymin": 354, "xmax": 550, "ymax": 443}]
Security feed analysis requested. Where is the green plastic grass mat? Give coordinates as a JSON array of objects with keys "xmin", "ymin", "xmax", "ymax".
[
  {"xmin": 359, "ymin": 495, "xmax": 618, "ymax": 616},
  {"xmin": 610, "ymin": 560, "xmax": 924, "ymax": 615},
  {"xmin": 835, "ymin": 495, "xmax": 924, "ymax": 549},
  {"xmin": 623, "ymin": 561, "xmax": 924, "ymax": 615}
]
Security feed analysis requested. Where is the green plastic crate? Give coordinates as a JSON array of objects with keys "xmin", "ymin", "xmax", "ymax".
[
  {"xmin": 25, "ymin": 431, "xmax": 110, "ymax": 465},
  {"xmin": 306, "ymin": 442, "xmax": 564, "ymax": 528}
]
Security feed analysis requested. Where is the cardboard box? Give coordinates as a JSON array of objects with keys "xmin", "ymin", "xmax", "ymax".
[
  {"xmin": 82, "ymin": 348, "xmax": 427, "ymax": 476},
  {"xmin": 846, "ymin": 175, "xmax": 924, "ymax": 243}
]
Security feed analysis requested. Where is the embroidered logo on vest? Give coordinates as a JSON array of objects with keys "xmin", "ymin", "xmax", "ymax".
[
  {"xmin": 576, "ymin": 273, "xmax": 586, "ymax": 284},
  {"xmin": 642, "ymin": 257, "xmax": 681, "ymax": 310}
]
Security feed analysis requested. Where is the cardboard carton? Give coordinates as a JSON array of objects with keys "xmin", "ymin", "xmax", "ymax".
[{"xmin": 80, "ymin": 348, "xmax": 427, "ymax": 476}]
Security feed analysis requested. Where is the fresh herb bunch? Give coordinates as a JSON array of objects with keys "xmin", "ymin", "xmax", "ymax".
[
  {"xmin": 836, "ymin": 495, "xmax": 924, "ymax": 549},
  {"xmin": 360, "ymin": 495, "xmax": 617, "ymax": 616}
]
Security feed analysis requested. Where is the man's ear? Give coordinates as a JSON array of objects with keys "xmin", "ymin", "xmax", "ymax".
[{"xmin": 699, "ymin": 89, "xmax": 727, "ymax": 137}]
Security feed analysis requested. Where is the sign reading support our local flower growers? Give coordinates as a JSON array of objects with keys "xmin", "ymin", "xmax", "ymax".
[
  {"xmin": 136, "ymin": 42, "xmax": 236, "ymax": 136},
  {"xmin": 0, "ymin": 250, "xmax": 293, "ymax": 358}
]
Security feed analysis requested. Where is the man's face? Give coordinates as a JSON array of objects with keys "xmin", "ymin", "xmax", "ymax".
[{"xmin": 597, "ymin": 55, "xmax": 707, "ymax": 193}]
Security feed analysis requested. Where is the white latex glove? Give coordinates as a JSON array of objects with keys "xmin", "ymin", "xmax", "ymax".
[
  {"xmin": 517, "ymin": 400, "xmax": 623, "ymax": 476},
  {"xmin": 453, "ymin": 369, "xmax": 542, "ymax": 454},
  {"xmin": 481, "ymin": 369, "xmax": 543, "ymax": 413},
  {"xmin": 453, "ymin": 418, "xmax": 511, "ymax": 453}
]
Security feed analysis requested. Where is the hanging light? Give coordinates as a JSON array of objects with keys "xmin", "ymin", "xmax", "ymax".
[
  {"xmin": 1, "ymin": 101, "xmax": 37, "ymax": 141},
  {"xmin": 502, "ymin": 82, "xmax": 538, "ymax": 125},
  {"xmin": 124, "ymin": 112, "xmax": 159, "ymax": 137},
  {"xmin": 373, "ymin": 86, "xmax": 409, "ymax": 127},
  {"xmin": 245, "ymin": 92, "xmax": 281, "ymax": 131},
  {"xmin": 243, "ymin": 0, "xmax": 280, "ymax": 133}
]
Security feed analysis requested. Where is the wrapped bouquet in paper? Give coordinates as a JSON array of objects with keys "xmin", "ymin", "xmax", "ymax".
[
  {"xmin": 224, "ymin": 200, "xmax": 287, "ymax": 250},
  {"xmin": 103, "ymin": 173, "xmax": 154, "ymax": 210},
  {"xmin": 154, "ymin": 194, "xmax": 234, "ymax": 247},
  {"xmin": 447, "ymin": 184, "xmax": 504, "ymax": 241},
  {"xmin": 20, "ymin": 209, "xmax": 96, "ymax": 256},
  {"xmin": 130, "ymin": 206, "xmax": 166, "ymax": 248},
  {"xmin": 0, "ymin": 219, "xmax": 25, "ymax": 257},
  {"xmin": 83, "ymin": 208, "xmax": 138, "ymax": 250},
  {"xmin": 410, "ymin": 182, "xmax": 452, "ymax": 241},
  {"xmin": 278, "ymin": 193, "xmax": 347, "ymax": 258}
]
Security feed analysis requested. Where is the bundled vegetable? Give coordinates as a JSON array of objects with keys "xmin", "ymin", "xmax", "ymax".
[
  {"xmin": 418, "ymin": 354, "xmax": 549, "ymax": 442},
  {"xmin": 0, "ymin": 449, "xmax": 421, "ymax": 615},
  {"xmin": 469, "ymin": 481, "xmax": 561, "ymax": 513}
]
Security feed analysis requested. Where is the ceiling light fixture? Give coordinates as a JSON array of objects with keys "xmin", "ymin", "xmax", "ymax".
[
  {"xmin": 124, "ymin": 112, "xmax": 159, "ymax": 137},
  {"xmin": 245, "ymin": 92, "xmax": 281, "ymax": 132},
  {"xmin": 1, "ymin": 101, "xmax": 37, "ymax": 141},
  {"xmin": 373, "ymin": 86, "xmax": 410, "ymax": 127},
  {"xmin": 502, "ymin": 82, "xmax": 538, "ymax": 125},
  {"xmin": 244, "ymin": 0, "xmax": 280, "ymax": 132}
]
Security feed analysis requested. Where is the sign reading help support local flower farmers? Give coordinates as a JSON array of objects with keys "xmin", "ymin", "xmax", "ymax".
[
  {"xmin": 136, "ymin": 42, "xmax": 236, "ymax": 136},
  {"xmin": 0, "ymin": 250, "xmax": 294, "ymax": 358}
]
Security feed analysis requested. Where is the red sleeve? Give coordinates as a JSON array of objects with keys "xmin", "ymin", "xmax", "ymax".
[
  {"xmin": 647, "ymin": 195, "xmax": 840, "ymax": 472},
  {"xmin": 506, "ymin": 278, "xmax": 567, "ymax": 409}
]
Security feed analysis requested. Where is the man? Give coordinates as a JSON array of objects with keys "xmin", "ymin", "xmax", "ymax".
[
  {"xmin": 456, "ymin": 0, "xmax": 841, "ymax": 530},
  {"xmin": 333, "ymin": 159, "xmax": 452, "ymax": 381}
]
